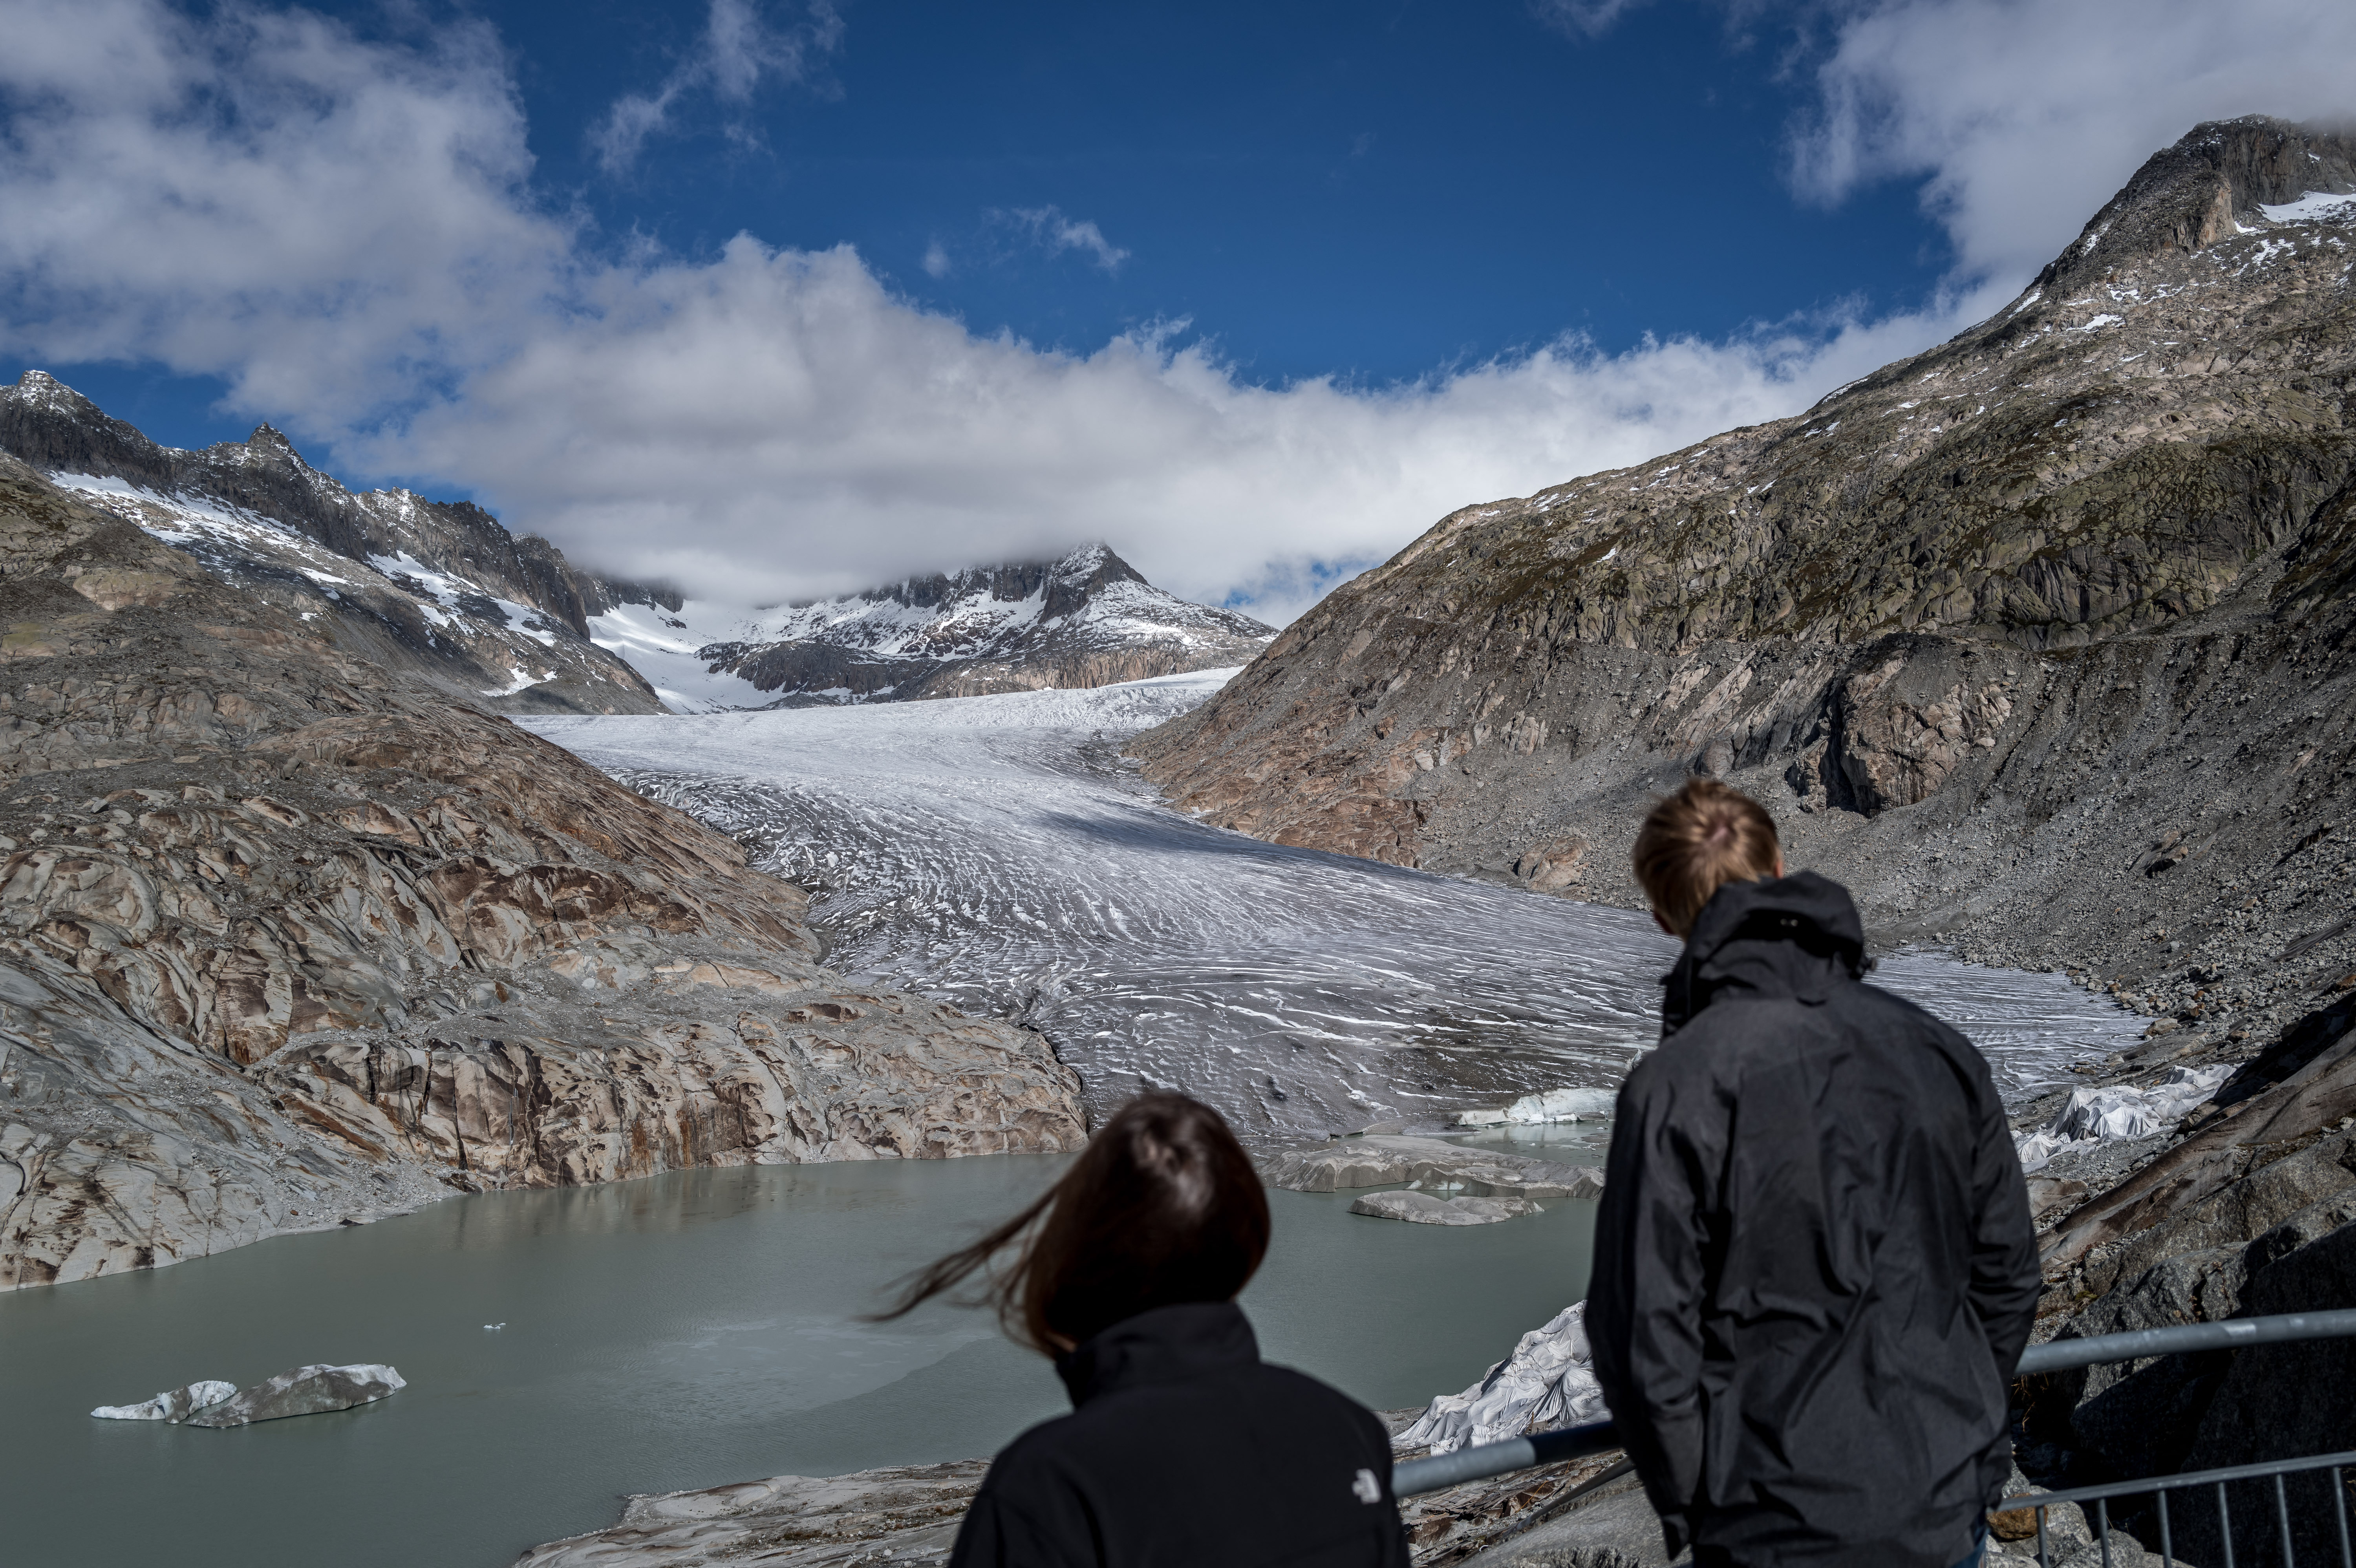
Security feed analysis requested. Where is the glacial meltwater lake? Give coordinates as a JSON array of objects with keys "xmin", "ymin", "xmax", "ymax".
[{"xmin": 1, "ymin": 672, "xmax": 2145, "ymax": 1565}]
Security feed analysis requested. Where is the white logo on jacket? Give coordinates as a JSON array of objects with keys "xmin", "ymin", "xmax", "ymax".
[{"xmin": 1352, "ymin": 1468, "xmax": 1381, "ymax": 1504}]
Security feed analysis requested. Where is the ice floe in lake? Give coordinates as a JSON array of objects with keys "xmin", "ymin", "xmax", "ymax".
[
  {"xmin": 525, "ymin": 672, "xmax": 2144, "ymax": 1148},
  {"xmin": 91, "ymin": 1380, "xmax": 236, "ymax": 1421}
]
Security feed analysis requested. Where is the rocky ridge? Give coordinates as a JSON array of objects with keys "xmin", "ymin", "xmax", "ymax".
[
  {"xmin": 1132, "ymin": 115, "xmax": 2356, "ymax": 1063},
  {"xmin": 0, "ymin": 457, "xmax": 1085, "ymax": 1289},
  {"xmin": 695, "ymin": 545, "xmax": 1274, "ymax": 706},
  {"xmin": 0, "ymin": 370, "xmax": 674, "ymax": 716}
]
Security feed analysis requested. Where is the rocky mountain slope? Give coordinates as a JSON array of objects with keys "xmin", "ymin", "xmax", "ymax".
[
  {"xmin": 0, "ymin": 371, "xmax": 674, "ymax": 716},
  {"xmin": 1136, "ymin": 114, "xmax": 2356, "ymax": 1060},
  {"xmin": 0, "ymin": 457, "xmax": 1084, "ymax": 1290},
  {"xmin": 688, "ymin": 545, "xmax": 1274, "ymax": 707}
]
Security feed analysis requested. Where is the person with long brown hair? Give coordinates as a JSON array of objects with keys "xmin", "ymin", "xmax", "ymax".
[{"xmin": 878, "ymin": 1090, "xmax": 1409, "ymax": 1567}]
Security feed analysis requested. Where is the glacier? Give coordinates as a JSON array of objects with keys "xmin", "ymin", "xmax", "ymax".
[{"xmin": 525, "ymin": 671, "xmax": 2144, "ymax": 1147}]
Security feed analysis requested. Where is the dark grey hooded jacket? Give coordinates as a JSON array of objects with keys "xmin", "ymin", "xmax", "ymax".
[
  {"xmin": 1587, "ymin": 872, "xmax": 2040, "ymax": 1568},
  {"xmin": 948, "ymin": 1301, "xmax": 1409, "ymax": 1568}
]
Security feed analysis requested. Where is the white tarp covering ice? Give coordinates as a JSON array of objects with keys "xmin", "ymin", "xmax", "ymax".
[
  {"xmin": 2014, "ymin": 1064, "xmax": 2232, "ymax": 1172},
  {"xmin": 525, "ymin": 673, "xmax": 2143, "ymax": 1146},
  {"xmin": 1393, "ymin": 1302, "xmax": 1609, "ymax": 1455}
]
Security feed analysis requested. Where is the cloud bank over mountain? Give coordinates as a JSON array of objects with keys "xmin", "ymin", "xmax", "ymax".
[{"xmin": 0, "ymin": 0, "xmax": 2346, "ymax": 624}]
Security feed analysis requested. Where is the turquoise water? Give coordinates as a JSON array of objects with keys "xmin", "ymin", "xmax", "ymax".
[{"xmin": 0, "ymin": 1155, "xmax": 1595, "ymax": 1567}]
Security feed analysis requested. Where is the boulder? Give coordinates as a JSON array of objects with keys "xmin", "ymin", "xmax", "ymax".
[
  {"xmin": 181, "ymin": 1363, "xmax": 405, "ymax": 1428},
  {"xmin": 90, "ymin": 1379, "xmax": 236, "ymax": 1422}
]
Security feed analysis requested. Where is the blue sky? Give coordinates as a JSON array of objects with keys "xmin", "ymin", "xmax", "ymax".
[{"xmin": 2, "ymin": 0, "xmax": 2351, "ymax": 617}]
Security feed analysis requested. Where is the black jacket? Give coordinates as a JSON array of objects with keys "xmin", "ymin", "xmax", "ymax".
[
  {"xmin": 950, "ymin": 1301, "xmax": 1410, "ymax": 1568},
  {"xmin": 1587, "ymin": 873, "xmax": 2040, "ymax": 1568}
]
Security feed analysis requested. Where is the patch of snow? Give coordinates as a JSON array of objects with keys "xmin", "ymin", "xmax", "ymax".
[
  {"xmin": 585, "ymin": 598, "xmax": 771, "ymax": 715},
  {"xmin": 2259, "ymin": 190, "xmax": 2356, "ymax": 224},
  {"xmin": 481, "ymin": 668, "xmax": 553, "ymax": 698}
]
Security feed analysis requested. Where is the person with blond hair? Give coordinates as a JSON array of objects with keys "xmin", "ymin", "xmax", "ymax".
[{"xmin": 1587, "ymin": 779, "xmax": 2040, "ymax": 1568}]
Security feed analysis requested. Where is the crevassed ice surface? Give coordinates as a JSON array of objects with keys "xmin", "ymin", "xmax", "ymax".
[{"xmin": 525, "ymin": 670, "xmax": 2141, "ymax": 1145}]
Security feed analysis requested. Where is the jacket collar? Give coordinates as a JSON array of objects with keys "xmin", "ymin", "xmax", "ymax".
[
  {"xmin": 1660, "ymin": 870, "xmax": 1867, "ymax": 1038},
  {"xmin": 1054, "ymin": 1301, "xmax": 1259, "ymax": 1408}
]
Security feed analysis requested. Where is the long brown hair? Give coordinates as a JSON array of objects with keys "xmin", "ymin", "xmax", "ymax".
[{"xmin": 874, "ymin": 1092, "xmax": 1271, "ymax": 1354}]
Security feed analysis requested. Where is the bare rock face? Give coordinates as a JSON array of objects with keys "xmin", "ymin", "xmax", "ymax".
[
  {"xmin": 0, "ymin": 459, "xmax": 1085, "ymax": 1290},
  {"xmin": 1130, "ymin": 116, "xmax": 2356, "ymax": 1025}
]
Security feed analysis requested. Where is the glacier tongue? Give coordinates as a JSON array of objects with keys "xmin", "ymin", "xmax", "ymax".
[{"xmin": 525, "ymin": 672, "xmax": 2144, "ymax": 1147}]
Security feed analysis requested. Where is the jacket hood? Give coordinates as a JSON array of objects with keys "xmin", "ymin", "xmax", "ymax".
[
  {"xmin": 1054, "ymin": 1300, "xmax": 1259, "ymax": 1408},
  {"xmin": 1661, "ymin": 870, "xmax": 1867, "ymax": 1037}
]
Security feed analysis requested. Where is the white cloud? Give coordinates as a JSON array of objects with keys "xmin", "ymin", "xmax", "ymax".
[
  {"xmin": 921, "ymin": 240, "xmax": 951, "ymax": 279},
  {"xmin": 0, "ymin": 0, "xmax": 564, "ymax": 428},
  {"xmin": 6, "ymin": 0, "xmax": 2341, "ymax": 628},
  {"xmin": 383, "ymin": 240, "xmax": 1997, "ymax": 622},
  {"xmin": 590, "ymin": 0, "xmax": 842, "ymax": 174},
  {"xmin": 994, "ymin": 205, "xmax": 1132, "ymax": 274},
  {"xmin": 1789, "ymin": 0, "xmax": 2356, "ymax": 283}
]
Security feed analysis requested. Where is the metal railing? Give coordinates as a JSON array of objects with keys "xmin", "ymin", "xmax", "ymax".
[
  {"xmin": 1999, "ymin": 1448, "xmax": 2355, "ymax": 1568},
  {"xmin": 1391, "ymin": 1306, "xmax": 2356, "ymax": 1564}
]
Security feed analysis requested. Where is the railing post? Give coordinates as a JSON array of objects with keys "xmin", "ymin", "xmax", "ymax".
[
  {"xmin": 2157, "ymin": 1487, "xmax": 2172, "ymax": 1566},
  {"xmin": 2279, "ymin": 1471, "xmax": 2298, "ymax": 1568},
  {"xmin": 2221, "ymin": 1480, "xmax": 2236, "ymax": 1568},
  {"xmin": 2037, "ymin": 1504, "xmax": 2049, "ymax": 1568},
  {"xmin": 2333, "ymin": 1467, "xmax": 2352, "ymax": 1568},
  {"xmin": 2098, "ymin": 1497, "xmax": 2113, "ymax": 1568}
]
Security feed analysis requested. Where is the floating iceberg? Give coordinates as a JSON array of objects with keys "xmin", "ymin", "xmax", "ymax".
[
  {"xmin": 91, "ymin": 1380, "xmax": 237, "ymax": 1422},
  {"xmin": 1393, "ymin": 1301, "xmax": 1610, "ymax": 1456},
  {"xmin": 94, "ymin": 1365, "xmax": 406, "ymax": 1427},
  {"xmin": 182, "ymin": 1364, "xmax": 406, "ymax": 1428},
  {"xmin": 2014, "ymin": 1065, "xmax": 2232, "ymax": 1172}
]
